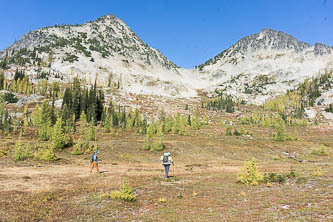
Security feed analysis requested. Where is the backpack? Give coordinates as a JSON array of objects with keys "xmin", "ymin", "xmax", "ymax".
[
  {"xmin": 91, "ymin": 153, "xmax": 97, "ymax": 163},
  {"xmin": 162, "ymin": 155, "xmax": 169, "ymax": 165}
]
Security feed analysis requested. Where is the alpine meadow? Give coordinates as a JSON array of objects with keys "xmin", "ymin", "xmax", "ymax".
[{"xmin": 0, "ymin": 3, "xmax": 332, "ymax": 221}]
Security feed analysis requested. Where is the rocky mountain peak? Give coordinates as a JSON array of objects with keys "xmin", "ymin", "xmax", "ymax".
[
  {"xmin": 314, "ymin": 42, "xmax": 332, "ymax": 55},
  {"xmin": 0, "ymin": 14, "xmax": 192, "ymax": 98},
  {"xmin": 96, "ymin": 14, "xmax": 117, "ymax": 22},
  {"xmin": 239, "ymin": 28, "xmax": 310, "ymax": 53},
  {"xmin": 0, "ymin": 13, "xmax": 178, "ymax": 70},
  {"xmin": 198, "ymin": 29, "xmax": 315, "ymax": 69}
]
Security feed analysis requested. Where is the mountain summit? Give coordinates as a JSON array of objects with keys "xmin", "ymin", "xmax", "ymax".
[
  {"xmin": 0, "ymin": 14, "xmax": 199, "ymax": 97},
  {"xmin": 197, "ymin": 29, "xmax": 333, "ymax": 103},
  {"xmin": 3, "ymin": 14, "xmax": 177, "ymax": 70},
  {"xmin": 198, "ymin": 29, "xmax": 331, "ymax": 69}
]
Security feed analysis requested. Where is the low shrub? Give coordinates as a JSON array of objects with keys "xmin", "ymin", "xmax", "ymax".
[
  {"xmin": 2, "ymin": 92, "xmax": 18, "ymax": 103},
  {"xmin": 286, "ymin": 135, "xmax": 295, "ymax": 141},
  {"xmin": 240, "ymin": 126, "xmax": 246, "ymax": 135},
  {"xmin": 0, "ymin": 147, "xmax": 9, "ymax": 157},
  {"xmin": 141, "ymin": 137, "xmax": 151, "ymax": 151},
  {"xmin": 151, "ymin": 139, "xmax": 165, "ymax": 152},
  {"xmin": 233, "ymin": 129, "xmax": 241, "ymax": 136},
  {"xmin": 226, "ymin": 126, "xmax": 232, "ymax": 136},
  {"xmin": 177, "ymin": 192, "xmax": 183, "ymax": 199},
  {"xmin": 71, "ymin": 138, "xmax": 90, "ymax": 155},
  {"xmin": 311, "ymin": 144, "xmax": 328, "ymax": 156},
  {"xmin": 158, "ymin": 197, "xmax": 166, "ymax": 203},
  {"xmin": 142, "ymin": 137, "xmax": 165, "ymax": 152},
  {"xmin": 286, "ymin": 166, "xmax": 296, "ymax": 178},
  {"xmin": 71, "ymin": 143, "xmax": 84, "ymax": 155},
  {"xmin": 312, "ymin": 167, "xmax": 323, "ymax": 177},
  {"xmin": 237, "ymin": 158, "xmax": 263, "ymax": 186},
  {"xmin": 12, "ymin": 142, "xmax": 33, "ymax": 161},
  {"xmin": 263, "ymin": 166, "xmax": 296, "ymax": 185},
  {"xmin": 263, "ymin": 172, "xmax": 286, "ymax": 184},
  {"xmin": 34, "ymin": 146, "xmax": 57, "ymax": 161},
  {"xmin": 110, "ymin": 128, "xmax": 118, "ymax": 136},
  {"xmin": 110, "ymin": 182, "xmax": 136, "ymax": 202}
]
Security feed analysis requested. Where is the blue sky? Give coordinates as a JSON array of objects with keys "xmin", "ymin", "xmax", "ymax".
[{"xmin": 1, "ymin": 0, "xmax": 332, "ymax": 68}]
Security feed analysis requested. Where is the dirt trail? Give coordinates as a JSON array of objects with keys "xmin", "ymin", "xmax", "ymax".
[{"xmin": 0, "ymin": 161, "xmax": 241, "ymax": 193}]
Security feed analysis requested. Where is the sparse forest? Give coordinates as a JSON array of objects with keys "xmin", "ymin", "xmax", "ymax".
[{"xmin": 0, "ymin": 71, "xmax": 332, "ymax": 221}]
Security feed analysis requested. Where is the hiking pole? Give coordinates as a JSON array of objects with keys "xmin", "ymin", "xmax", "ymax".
[{"xmin": 173, "ymin": 164, "xmax": 175, "ymax": 177}]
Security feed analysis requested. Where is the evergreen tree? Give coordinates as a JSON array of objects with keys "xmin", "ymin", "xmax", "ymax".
[
  {"xmin": 14, "ymin": 68, "xmax": 25, "ymax": 81},
  {"xmin": 39, "ymin": 118, "xmax": 52, "ymax": 141},
  {"xmin": 0, "ymin": 97, "xmax": 4, "ymax": 130},
  {"xmin": 0, "ymin": 71, "xmax": 5, "ymax": 90},
  {"xmin": 32, "ymin": 104, "xmax": 41, "ymax": 127},
  {"xmin": 62, "ymin": 87, "xmax": 72, "ymax": 111},
  {"xmin": 273, "ymin": 118, "xmax": 286, "ymax": 141},
  {"xmin": 38, "ymin": 101, "xmax": 53, "ymax": 141},
  {"xmin": 104, "ymin": 113, "xmax": 112, "ymax": 133},
  {"xmin": 51, "ymin": 117, "xmax": 65, "ymax": 150},
  {"xmin": 50, "ymin": 95, "xmax": 57, "ymax": 124},
  {"xmin": 0, "ymin": 53, "xmax": 8, "ymax": 69},
  {"xmin": 96, "ymin": 90, "xmax": 105, "ymax": 121},
  {"xmin": 87, "ymin": 121, "xmax": 96, "ymax": 141},
  {"xmin": 79, "ymin": 111, "xmax": 87, "ymax": 135},
  {"xmin": 87, "ymin": 85, "xmax": 96, "ymax": 122},
  {"xmin": 72, "ymin": 77, "xmax": 81, "ymax": 120},
  {"xmin": 23, "ymin": 104, "xmax": 29, "ymax": 127}
]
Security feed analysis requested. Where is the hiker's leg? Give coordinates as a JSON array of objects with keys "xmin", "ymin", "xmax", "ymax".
[
  {"xmin": 165, "ymin": 165, "xmax": 170, "ymax": 178},
  {"xmin": 90, "ymin": 163, "xmax": 94, "ymax": 173},
  {"xmin": 95, "ymin": 162, "xmax": 99, "ymax": 173}
]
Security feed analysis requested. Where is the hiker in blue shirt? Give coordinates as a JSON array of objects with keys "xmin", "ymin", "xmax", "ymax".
[
  {"xmin": 90, "ymin": 149, "xmax": 99, "ymax": 173},
  {"xmin": 160, "ymin": 152, "xmax": 174, "ymax": 178}
]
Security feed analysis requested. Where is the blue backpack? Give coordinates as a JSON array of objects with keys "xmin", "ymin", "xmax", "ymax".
[{"xmin": 90, "ymin": 153, "xmax": 97, "ymax": 162}]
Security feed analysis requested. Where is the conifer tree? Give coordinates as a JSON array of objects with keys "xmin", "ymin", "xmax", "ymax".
[
  {"xmin": 0, "ymin": 71, "xmax": 5, "ymax": 90},
  {"xmin": 38, "ymin": 101, "xmax": 53, "ymax": 141},
  {"xmin": 0, "ymin": 97, "xmax": 4, "ymax": 130},
  {"xmin": 87, "ymin": 121, "xmax": 96, "ymax": 141},
  {"xmin": 0, "ymin": 52, "xmax": 8, "ymax": 69},
  {"xmin": 79, "ymin": 111, "xmax": 87, "ymax": 135},
  {"xmin": 51, "ymin": 117, "xmax": 65, "ymax": 150},
  {"xmin": 32, "ymin": 104, "xmax": 41, "ymax": 127},
  {"xmin": 50, "ymin": 95, "xmax": 57, "ymax": 124},
  {"xmin": 39, "ymin": 118, "xmax": 52, "ymax": 141},
  {"xmin": 104, "ymin": 113, "xmax": 112, "ymax": 133},
  {"xmin": 72, "ymin": 77, "xmax": 81, "ymax": 120},
  {"xmin": 87, "ymin": 85, "xmax": 96, "ymax": 122},
  {"xmin": 23, "ymin": 104, "xmax": 29, "ymax": 127},
  {"xmin": 273, "ymin": 118, "xmax": 286, "ymax": 141}
]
